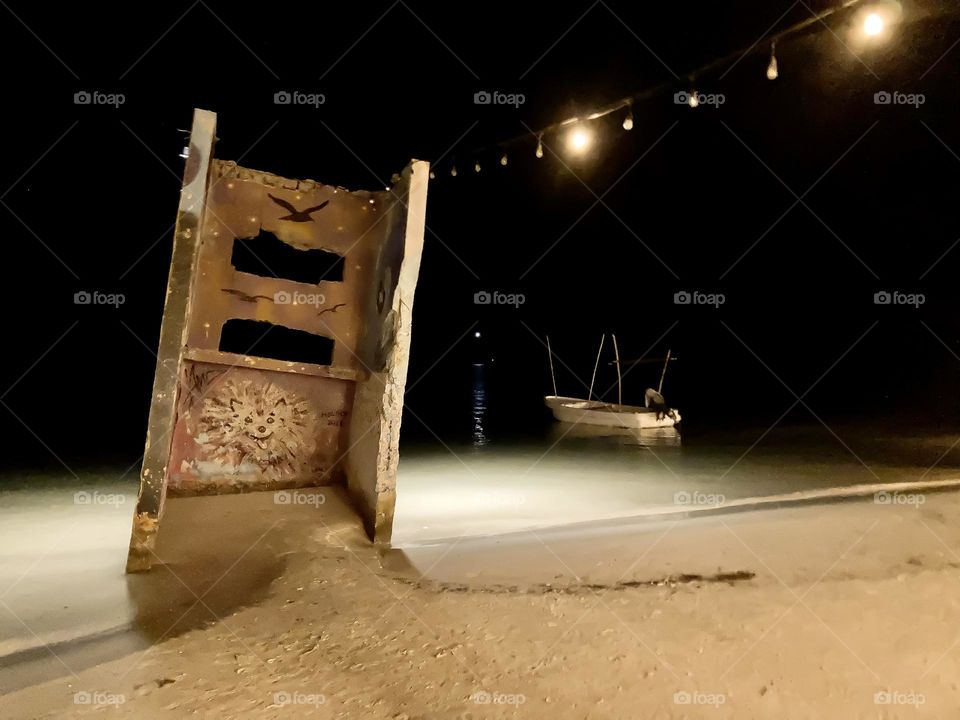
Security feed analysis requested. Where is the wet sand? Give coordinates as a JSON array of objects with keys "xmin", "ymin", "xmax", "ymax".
[
  {"xmin": 0, "ymin": 489, "xmax": 293, "ymax": 694},
  {"xmin": 3, "ymin": 484, "xmax": 960, "ymax": 717}
]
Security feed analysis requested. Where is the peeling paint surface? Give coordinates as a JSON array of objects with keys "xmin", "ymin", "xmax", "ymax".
[
  {"xmin": 126, "ymin": 108, "xmax": 429, "ymax": 571},
  {"xmin": 167, "ymin": 363, "xmax": 352, "ymax": 494}
]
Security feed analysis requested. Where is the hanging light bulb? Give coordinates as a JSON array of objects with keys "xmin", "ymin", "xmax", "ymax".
[
  {"xmin": 863, "ymin": 12, "xmax": 884, "ymax": 36},
  {"xmin": 451, "ymin": 165, "xmax": 457, "ymax": 177},
  {"xmin": 500, "ymin": 153, "xmax": 508, "ymax": 166},
  {"xmin": 851, "ymin": 5, "xmax": 899, "ymax": 45},
  {"xmin": 565, "ymin": 124, "xmax": 593, "ymax": 155},
  {"xmin": 429, "ymin": 170, "xmax": 435, "ymax": 179},
  {"xmin": 475, "ymin": 161, "xmax": 481, "ymax": 173},
  {"xmin": 535, "ymin": 134, "xmax": 544, "ymax": 158},
  {"xmin": 688, "ymin": 90, "xmax": 700, "ymax": 108},
  {"xmin": 622, "ymin": 105, "xmax": 634, "ymax": 131},
  {"xmin": 766, "ymin": 42, "xmax": 779, "ymax": 80}
]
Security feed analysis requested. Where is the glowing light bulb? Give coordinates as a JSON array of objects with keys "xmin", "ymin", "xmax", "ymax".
[
  {"xmin": 451, "ymin": 165, "xmax": 457, "ymax": 177},
  {"xmin": 429, "ymin": 170, "xmax": 435, "ymax": 179},
  {"xmin": 500, "ymin": 153, "xmax": 508, "ymax": 166},
  {"xmin": 622, "ymin": 108, "xmax": 634, "ymax": 131},
  {"xmin": 535, "ymin": 135, "xmax": 544, "ymax": 158},
  {"xmin": 474, "ymin": 161, "xmax": 481, "ymax": 173},
  {"xmin": 688, "ymin": 91, "xmax": 700, "ymax": 108},
  {"xmin": 767, "ymin": 57, "xmax": 779, "ymax": 80},
  {"xmin": 864, "ymin": 12, "xmax": 883, "ymax": 36},
  {"xmin": 566, "ymin": 126, "xmax": 592, "ymax": 154}
]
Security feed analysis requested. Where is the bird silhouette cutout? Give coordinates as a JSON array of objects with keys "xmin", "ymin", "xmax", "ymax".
[{"xmin": 268, "ymin": 194, "xmax": 330, "ymax": 222}]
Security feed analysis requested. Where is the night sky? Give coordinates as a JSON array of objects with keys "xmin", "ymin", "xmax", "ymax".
[{"xmin": 1, "ymin": 0, "xmax": 959, "ymax": 469}]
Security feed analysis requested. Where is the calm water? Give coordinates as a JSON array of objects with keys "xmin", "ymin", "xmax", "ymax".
[
  {"xmin": 392, "ymin": 362, "xmax": 960, "ymax": 542},
  {"xmin": 392, "ymin": 421, "xmax": 960, "ymax": 545},
  {"xmin": 0, "ymin": 472, "xmax": 139, "ymax": 691}
]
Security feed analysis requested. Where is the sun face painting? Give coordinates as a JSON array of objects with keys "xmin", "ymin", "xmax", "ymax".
[{"xmin": 194, "ymin": 378, "xmax": 317, "ymax": 480}]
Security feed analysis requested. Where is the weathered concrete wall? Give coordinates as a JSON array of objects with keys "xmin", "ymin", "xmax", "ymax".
[
  {"xmin": 163, "ymin": 161, "xmax": 386, "ymax": 496},
  {"xmin": 127, "ymin": 107, "xmax": 428, "ymax": 571},
  {"xmin": 346, "ymin": 161, "xmax": 429, "ymax": 542},
  {"xmin": 186, "ymin": 160, "xmax": 383, "ymax": 367},
  {"xmin": 127, "ymin": 109, "xmax": 216, "ymax": 573}
]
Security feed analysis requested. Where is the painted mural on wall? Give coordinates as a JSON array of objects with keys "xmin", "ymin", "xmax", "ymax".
[
  {"xmin": 196, "ymin": 378, "xmax": 316, "ymax": 479},
  {"xmin": 166, "ymin": 362, "xmax": 353, "ymax": 494}
]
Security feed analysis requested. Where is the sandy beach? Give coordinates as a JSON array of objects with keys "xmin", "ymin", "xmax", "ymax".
[{"xmin": 2, "ymin": 482, "xmax": 960, "ymax": 718}]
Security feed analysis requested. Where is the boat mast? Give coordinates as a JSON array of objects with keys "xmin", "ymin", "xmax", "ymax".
[
  {"xmin": 546, "ymin": 335, "xmax": 558, "ymax": 396},
  {"xmin": 589, "ymin": 335, "xmax": 605, "ymax": 401},
  {"xmin": 658, "ymin": 349, "xmax": 672, "ymax": 394},
  {"xmin": 612, "ymin": 334, "xmax": 622, "ymax": 405}
]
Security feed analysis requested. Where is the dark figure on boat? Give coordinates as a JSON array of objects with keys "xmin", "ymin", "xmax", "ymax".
[{"xmin": 645, "ymin": 388, "xmax": 676, "ymax": 421}]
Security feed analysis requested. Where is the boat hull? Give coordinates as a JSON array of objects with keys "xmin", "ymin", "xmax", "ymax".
[{"xmin": 545, "ymin": 395, "xmax": 681, "ymax": 429}]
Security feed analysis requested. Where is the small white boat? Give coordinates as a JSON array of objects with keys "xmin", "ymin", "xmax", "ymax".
[
  {"xmin": 543, "ymin": 336, "xmax": 681, "ymax": 431},
  {"xmin": 545, "ymin": 396, "xmax": 681, "ymax": 429}
]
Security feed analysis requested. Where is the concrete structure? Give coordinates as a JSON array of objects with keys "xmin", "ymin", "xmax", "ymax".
[{"xmin": 126, "ymin": 108, "xmax": 428, "ymax": 571}]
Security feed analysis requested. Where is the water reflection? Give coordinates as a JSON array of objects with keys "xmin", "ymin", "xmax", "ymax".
[{"xmin": 472, "ymin": 363, "xmax": 489, "ymax": 446}]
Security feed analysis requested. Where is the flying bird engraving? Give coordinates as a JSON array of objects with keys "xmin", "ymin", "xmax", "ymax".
[{"xmin": 268, "ymin": 194, "xmax": 330, "ymax": 222}]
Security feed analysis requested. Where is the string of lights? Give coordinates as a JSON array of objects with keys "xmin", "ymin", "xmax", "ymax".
[{"xmin": 432, "ymin": 0, "xmax": 900, "ymax": 179}]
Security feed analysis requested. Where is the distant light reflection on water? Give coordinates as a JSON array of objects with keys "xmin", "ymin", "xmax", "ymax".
[{"xmin": 472, "ymin": 363, "xmax": 489, "ymax": 447}]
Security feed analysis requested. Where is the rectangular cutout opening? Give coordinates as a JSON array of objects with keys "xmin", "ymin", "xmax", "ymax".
[
  {"xmin": 219, "ymin": 319, "xmax": 334, "ymax": 366},
  {"xmin": 231, "ymin": 231, "xmax": 344, "ymax": 284}
]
